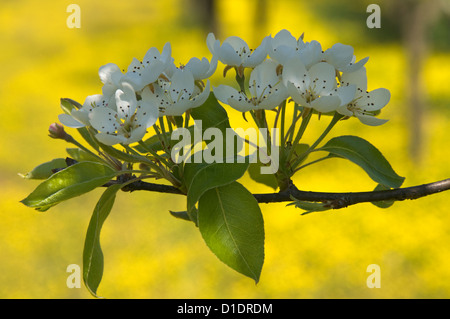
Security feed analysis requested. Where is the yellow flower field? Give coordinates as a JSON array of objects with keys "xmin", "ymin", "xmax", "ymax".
[{"xmin": 1, "ymin": 0, "xmax": 450, "ymax": 298}]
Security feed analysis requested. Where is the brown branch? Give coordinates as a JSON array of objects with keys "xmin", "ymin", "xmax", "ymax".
[
  {"xmin": 121, "ymin": 178, "xmax": 450, "ymax": 210},
  {"xmin": 255, "ymin": 178, "xmax": 450, "ymax": 209}
]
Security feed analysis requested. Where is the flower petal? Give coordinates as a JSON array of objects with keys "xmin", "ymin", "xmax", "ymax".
[
  {"xmin": 191, "ymin": 80, "xmax": 211, "ymax": 108},
  {"xmin": 271, "ymin": 29, "xmax": 297, "ymax": 49},
  {"xmin": 127, "ymin": 125, "xmax": 148, "ymax": 144},
  {"xmin": 224, "ymin": 36, "xmax": 249, "ymax": 52},
  {"xmin": 95, "ymin": 132, "xmax": 127, "ymax": 145},
  {"xmin": 356, "ymin": 88, "xmax": 391, "ymax": 111},
  {"xmin": 160, "ymin": 42, "xmax": 172, "ymax": 64},
  {"xmin": 340, "ymin": 56, "xmax": 369, "ymax": 73},
  {"xmin": 137, "ymin": 87, "xmax": 159, "ymax": 127},
  {"xmin": 341, "ymin": 67, "xmax": 367, "ymax": 93},
  {"xmin": 89, "ymin": 107, "xmax": 118, "ymax": 133},
  {"xmin": 336, "ymin": 105, "xmax": 354, "ymax": 117},
  {"xmin": 310, "ymin": 95, "xmax": 341, "ymax": 113},
  {"xmin": 58, "ymin": 114, "xmax": 85, "ymax": 128},
  {"xmin": 298, "ymin": 40, "xmax": 323, "ymax": 68},
  {"xmin": 286, "ymin": 81, "xmax": 308, "ymax": 106},
  {"xmin": 307, "ymin": 62, "xmax": 336, "ymax": 94},
  {"xmin": 170, "ymin": 69, "xmax": 195, "ymax": 102},
  {"xmin": 227, "ymin": 97, "xmax": 253, "ymax": 112},
  {"xmin": 185, "ymin": 57, "xmax": 211, "ymax": 80},
  {"xmin": 99, "ymin": 63, "xmax": 121, "ymax": 85},
  {"xmin": 258, "ymin": 86, "xmax": 288, "ymax": 110},
  {"xmin": 324, "ymin": 43, "xmax": 354, "ymax": 70},
  {"xmin": 282, "ymin": 56, "xmax": 309, "ymax": 89},
  {"xmin": 249, "ymin": 59, "xmax": 279, "ymax": 97},
  {"xmin": 245, "ymin": 36, "xmax": 269, "ymax": 67},
  {"xmin": 213, "ymin": 85, "xmax": 244, "ymax": 106},
  {"xmin": 333, "ymin": 84, "xmax": 356, "ymax": 106},
  {"xmin": 217, "ymin": 42, "xmax": 242, "ymax": 67},
  {"xmin": 206, "ymin": 33, "xmax": 217, "ymax": 54},
  {"xmin": 356, "ymin": 114, "xmax": 389, "ymax": 126},
  {"xmin": 115, "ymin": 83, "xmax": 138, "ymax": 119}
]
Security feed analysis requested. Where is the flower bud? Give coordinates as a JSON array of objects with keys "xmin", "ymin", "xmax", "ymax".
[{"xmin": 48, "ymin": 123, "xmax": 69, "ymax": 140}]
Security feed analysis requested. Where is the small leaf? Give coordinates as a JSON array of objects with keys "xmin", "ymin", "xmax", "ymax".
[
  {"xmin": 190, "ymin": 92, "xmax": 231, "ymax": 132},
  {"xmin": 20, "ymin": 162, "xmax": 116, "ymax": 210},
  {"xmin": 169, "ymin": 209, "xmax": 198, "ymax": 226},
  {"xmin": 135, "ymin": 126, "xmax": 195, "ymax": 153},
  {"xmin": 66, "ymin": 148, "xmax": 103, "ymax": 163},
  {"xmin": 83, "ymin": 183, "xmax": 123, "ymax": 298},
  {"xmin": 19, "ymin": 158, "xmax": 67, "ymax": 180},
  {"xmin": 78, "ymin": 127, "xmax": 101, "ymax": 152},
  {"xmin": 287, "ymin": 199, "xmax": 332, "ymax": 215},
  {"xmin": 198, "ymin": 182, "xmax": 265, "ymax": 283},
  {"xmin": 318, "ymin": 135, "xmax": 405, "ymax": 188},
  {"xmin": 184, "ymin": 158, "xmax": 249, "ymax": 213},
  {"xmin": 97, "ymin": 141, "xmax": 150, "ymax": 164},
  {"xmin": 371, "ymin": 184, "xmax": 395, "ymax": 209},
  {"xmin": 60, "ymin": 98, "xmax": 82, "ymax": 114},
  {"xmin": 248, "ymin": 162, "xmax": 278, "ymax": 190}
]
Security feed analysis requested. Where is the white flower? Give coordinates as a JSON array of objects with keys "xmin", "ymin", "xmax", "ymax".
[
  {"xmin": 59, "ymin": 94, "xmax": 113, "ymax": 128},
  {"xmin": 282, "ymin": 57, "xmax": 356, "ymax": 113},
  {"xmin": 269, "ymin": 30, "xmax": 323, "ymax": 69},
  {"xmin": 213, "ymin": 59, "xmax": 288, "ymax": 112},
  {"xmin": 166, "ymin": 55, "xmax": 218, "ymax": 82},
  {"xmin": 268, "ymin": 29, "xmax": 305, "ymax": 65},
  {"xmin": 88, "ymin": 83, "xmax": 158, "ymax": 145},
  {"xmin": 143, "ymin": 68, "xmax": 210, "ymax": 117},
  {"xmin": 323, "ymin": 43, "xmax": 369, "ymax": 73},
  {"xmin": 99, "ymin": 63, "xmax": 127, "ymax": 106},
  {"xmin": 337, "ymin": 67, "xmax": 390, "ymax": 126},
  {"xmin": 184, "ymin": 56, "xmax": 218, "ymax": 81},
  {"xmin": 59, "ymin": 63, "xmax": 128, "ymax": 128},
  {"xmin": 124, "ymin": 42, "xmax": 173, "ymax": 91},
  {"xmin": 297, "ymin": 40, "xmax": 323, "ymax": 69},
  {"xmin": 206, "ymin": 33, "xmax": 269, "ymax": 69}
]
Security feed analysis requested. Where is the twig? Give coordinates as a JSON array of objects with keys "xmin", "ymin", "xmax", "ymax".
[{"xmin": 119, "ymin": 177, "xmax": 450, "ymax": 210}]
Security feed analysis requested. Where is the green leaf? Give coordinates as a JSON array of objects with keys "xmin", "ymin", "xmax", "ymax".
[
  {"xmin": 66, "ymin": 148, "xmax": 103, "ymax": 163},
  {"xmin": 98, "ymin": 141, "xmax": 149, "ymax": 164},
  {"xmin": 318, "ymin": 135, "xmax": 405, "ymax": 188},
  {"xmin": 169, "ymin": 209, "xmax": 198, "ymax": 226},
  {"xmin": 371, "ymin": 184, "xmax": 395, "ymax": 209},
  {"xmin": 190, "ymin": 92, "xmax": 231, "ymax": 132},
  {"xmin": 135, "ymin": 126, "xmax": 195, "ymax": 153},
  {"xmin": 20, "ymin": 162, "xmax": 116, "ymax": 210},
  {"xmin": 198, "ymin": 181, "xmax": 265, "ymax": 283},
  {"xmin": 184, "ymin": 159, "xmax": 249, "ymax": 213},
  {"xmin": 78, "ymin": 127, "xmax": 101, "ymax": 152},
  {"xmin": 83, "ymin": 183, "xmax": 122, "ymax": 298},
  {"xmin": 60, "ymin": 99, "xmax": 101, "ymax": 151},
  {"xmin": 247, "ymin": 162, "xmax": 278, "ymax": 190},
  {"xmin": 287, "ymin": 199, "xmax": 332, "ymax": 215},
  {"xmin": 190, "ymin": 92, "xmax": 243, "ymax": 156},
  {"xmin": 173, "ymin": 115, "xmax": 184, "ymax": 128},
  {"xmin": 182, "ymin": 94, "xmax": 247, "ymax": 210},
  {"xmin": 19, "ymin": 158, "xmax": 67, "ymax": 180},
  {"xmin": 60, "ymin": 98, "xmax": 82, "ymax": 114}
]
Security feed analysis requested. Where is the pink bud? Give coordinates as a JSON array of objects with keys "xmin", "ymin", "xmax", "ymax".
[{"xmin": 48, "ymin": 123, "xmax": 68, "ymax": 139}]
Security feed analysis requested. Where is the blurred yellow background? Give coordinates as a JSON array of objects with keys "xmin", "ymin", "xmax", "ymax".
[{"xmin": 2, "ymin": 0, "xmax": 450, "ymax": 298}]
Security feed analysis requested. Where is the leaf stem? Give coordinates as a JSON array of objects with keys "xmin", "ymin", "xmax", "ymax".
[
  {"xmin": 285, "ymin": 108, "xmax": 312, "ymax": 165},
  {"xmin": 290, "ymin": 112, "xmax": 343, "ymax": 170}
]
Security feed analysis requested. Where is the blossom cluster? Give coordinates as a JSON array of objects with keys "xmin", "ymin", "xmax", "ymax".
[
  {"xmin": 211, "ymin": 30, "xmax": 390, "ymax": 126},
  {"xmin": 59, "ymin": 29, "xmax": 390, "ymax": 145}
]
